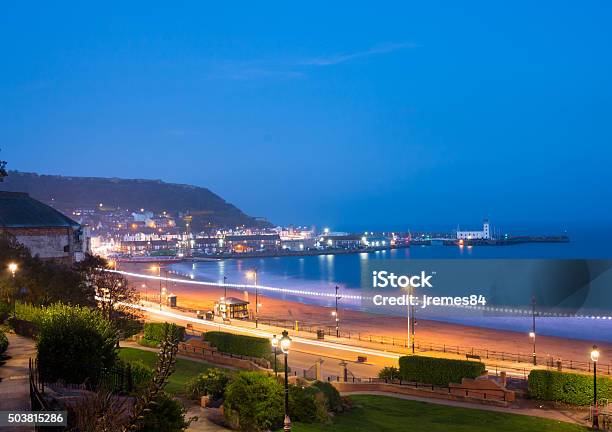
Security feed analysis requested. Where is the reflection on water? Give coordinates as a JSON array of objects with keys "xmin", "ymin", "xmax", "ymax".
[{"xmin": 169, "ymin": 239, "xmax": 612, "ymax": 341}]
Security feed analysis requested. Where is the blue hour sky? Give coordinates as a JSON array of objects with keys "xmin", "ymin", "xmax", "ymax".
[{"xmin": 1, "ymin": 1, "xmax": 611, "ymax": 232}]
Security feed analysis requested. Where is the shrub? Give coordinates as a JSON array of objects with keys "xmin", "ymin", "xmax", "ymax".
[
  {"xmin": 144, "ymin": 322, "xmax": 185, "ymax": 343},
  {"xmin": 224, "ymin": 371, "xmax": 283, "ymax": 431},
  {"xmin": 138, "ymin": 337, "xmax": 160, "ymax": 348},
  {"xmin": 311, "ymin": 380, "xmax": 342, "ymax": 413},
  {"xmin": 137, "ymin": 392, "xmax": 190, "ymax": 432},
  {"xmin": 0, "ymin": 301, "xmax": 10, "ymax": 322},
  {"xmin": 399, "ymin": 355, "xmax": 486, "ymax": 386},
  {"xmin": 204, "ymin": 331, "xmax": 270, "ymax": 359},
  {"xmin": 289, "ymin": 385, "xmax": 328, "ymax": 423},
  {"xmin": 378, "ymin": 366, "xmax": 400, "ymax": 381},
  {"xmin": 127, "ymin": 360, "xmax": 153, "ymax": 392},
  {"xmin": 0, "ymin": 331, "xmax": 8, "ymax": 354},
  {"xmin": 36, "ymin": 303, "xmax": 118, "ymax": 384},
  {"xmin": 14, "ymin": 302, "xmax": 45, "ymax": 325},
  {"xmin": 528, "ymin": 370, "xmax": 612, "ymax": 405},
  {"xmin": 185, "ymin": 368, "xmax": 230, "ymax": 401}
]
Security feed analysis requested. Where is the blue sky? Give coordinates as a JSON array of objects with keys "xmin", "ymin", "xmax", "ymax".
[{"xmin": 1, "ymin": 2, "xmax": 611, "ymax": 232}]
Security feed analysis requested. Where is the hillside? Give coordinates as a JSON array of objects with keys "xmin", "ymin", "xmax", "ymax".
[{"xmin": 1, "ymin": 171, "xmax": 269, "ymax": 230}]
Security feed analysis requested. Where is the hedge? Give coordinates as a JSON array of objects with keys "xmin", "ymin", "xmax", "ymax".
[
  {"xmin": 143, "ymin": 322, "xmax": 185, "ymax": 342},
  {"xmin": 528, "ymin": 370, "xmax": 612, "ymax": 406},
  {"xmin": 399, "ymin": 355, "xmax": 486, "ymax": 386},
  {"xmin": 203, "ymin": 331, "xmax": 270, "ymax": 359}
]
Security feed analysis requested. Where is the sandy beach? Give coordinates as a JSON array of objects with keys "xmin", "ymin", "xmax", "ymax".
[{"xmin": 120, "ymin": 261, "xmax": 612, "ymax": 367}]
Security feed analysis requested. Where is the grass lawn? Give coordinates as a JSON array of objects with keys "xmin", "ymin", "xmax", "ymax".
[
  {"xmin": 290, "ymin": 395, "xmax": 588, "ymax": 432},
  {"xmin": 118, "ymin": 347, "xmax": 221, "ymax": 395}
]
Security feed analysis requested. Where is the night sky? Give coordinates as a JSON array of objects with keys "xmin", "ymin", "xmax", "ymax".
[{"xmin": 1, "ymin": 2, "xmax": 611, "ymax": 232}]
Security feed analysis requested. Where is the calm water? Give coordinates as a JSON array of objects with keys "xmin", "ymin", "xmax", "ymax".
[{"xmin": 169, "ymin": 228, "xmax": 612, "ymax": 341}]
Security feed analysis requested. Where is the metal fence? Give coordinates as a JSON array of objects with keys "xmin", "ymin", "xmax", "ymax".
[{"xmin": 254, "ymin": 317, "xmax": 612, "ymax": 376}]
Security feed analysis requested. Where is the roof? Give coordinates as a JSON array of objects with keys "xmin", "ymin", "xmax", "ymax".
[
  {"xmin": 222, "ymin": 296, "xmax": 249, "ymax": 305},
  {"xmin": 321, "ymin": 234, "xmax": 362, "ymax": 241},
  {"xmin": 0, "ymin": 191, "xmax": 80, "ymax": 229},
  {"xmin": 225, "ymin": 234, "xmax": 280, "ymax": 241}
]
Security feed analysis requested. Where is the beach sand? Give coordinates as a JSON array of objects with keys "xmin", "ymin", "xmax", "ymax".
[{"xmin": 120, "ymin": 262, "xmax": 612, "ymax": 366}]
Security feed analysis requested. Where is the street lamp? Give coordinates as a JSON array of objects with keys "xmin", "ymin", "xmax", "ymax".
[
  {"xmin": 591, "ymin": 345, "xmax": 600, "ymax": 429},
  {"xmin": 405, "ymin": 283, "xmax": 416, "ymax": 353},
  {"xmin": 271, "ymin": 334, "xmax": 279, "ymax": 378},
  {"xmin": 223, "ymin": 275, "xmax": 228, "ymax": 300},
  {"xmin": 280, "ymin": 330, "xmax": 292, "ymax": 432},
  {"xmin": 8, "ymin": 262, "xmax": 18, "ymax": 317},
  {"xmin": 246, "ymin": 269, "xmax": 259, "ymax": 328},
  {"xmin": 150, "ymin": 264, "xmax": 162, "ymax": 309},
  {"xmin": 333, "ymin": 285, "xmax": 341, "ymax": 338},
  {"xmin": 530, "ymin": 296, "xmax": 537, "ymax": 365},
  {"xmin": 8, "ymin": 262, "xmax": 18, "ymax": 277}
]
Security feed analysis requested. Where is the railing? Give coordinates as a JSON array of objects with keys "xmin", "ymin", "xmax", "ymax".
[
  {"xmin": 29, "ymin": 358, "xmax": 135, "ymax": 395},
  {"xmin": 29, "ymin": 359, "xmax": 65, "ymax": 432},
  {"xmin": 178, "ymin": 341, "xmax": 270, "ymax": 369},
  {"xmin": 326, "ymin": 376, "xmax": 510, "ymax": 401},
  {"xmin": 251, "ymin": 317, "xmax": 612, "ymax": 376}
]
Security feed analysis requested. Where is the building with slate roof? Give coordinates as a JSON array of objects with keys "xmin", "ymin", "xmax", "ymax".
[{"xmin": 0, "ymin": 191, "xmax": 89, "ymax": 264}]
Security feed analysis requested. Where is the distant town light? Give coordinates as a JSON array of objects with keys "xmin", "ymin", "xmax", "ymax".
[{"xmin": 324, "ymin": 227, "xmax": 330, "ymax": 234}]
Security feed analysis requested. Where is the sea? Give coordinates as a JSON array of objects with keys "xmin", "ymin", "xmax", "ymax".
[{"xmin": 169, "ymin": 227, "xmax": 612, "ymax": 342}]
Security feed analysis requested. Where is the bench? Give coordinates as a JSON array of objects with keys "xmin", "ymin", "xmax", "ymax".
[{"xmin": 466, "ymin": 354, "xmax": 481, "ymax": 360}]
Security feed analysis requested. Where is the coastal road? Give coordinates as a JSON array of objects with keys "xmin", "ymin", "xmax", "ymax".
[
  {"xmin": 126, "ymin": 301, "xmax": 536, "ymax": 379},
  {"xmin": 133, "ymin": 302, "xmax": 394, "ymax": 378}
]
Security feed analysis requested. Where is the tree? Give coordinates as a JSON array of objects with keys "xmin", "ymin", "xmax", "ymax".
[
  {"xmin": 67, "ymin": 323, "xmax": 191, "ymax": 432},
  {"xmin": 128, "ymin": 323, "xmax": 191, "ymax": 431},
  {"xmin": 0, "ymin": 232, "xmax": 95, "ymax": 307},
  {"xmin": 76, "ymin": 254, "xmax": 139, "ymax": 323},
  {"xmin": 0, "ymin": 148, "xmax": 7, "ymax": 181},
  {"xmin": 37, "ymin": 303, "xmax": 118, "ymax": 384}
]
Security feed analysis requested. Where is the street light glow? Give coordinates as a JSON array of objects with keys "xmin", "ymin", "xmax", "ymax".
[
  {"xmin": 280, "ymin": 331, "xmax": 291, "ymax": 354},
  {"xmin": 271, "ymin": 334, "xmax": 279, "ymax": 348},
  {"xmin": 529, "ymin": 331, "xmax": 536, "ymax": 339},
  {"xmin": 591, "ymin": 345, "xmax": 600, "ymax": 363},
  {"xmin": 8, "ymin": 262, "xmax": 18, "ymax": 274}
]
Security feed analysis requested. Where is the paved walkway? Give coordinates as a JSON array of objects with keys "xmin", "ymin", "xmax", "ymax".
[
  {"xmin": 0, "ymin": 332, "xmax": 36, "ymax": 431},
  {"xmin": 185, "ymin": 405, "xmax": 228, "ymax": 431},
  {"xmin": 341, "ymin": 391, "xmax": 590, "ymax": 427}
]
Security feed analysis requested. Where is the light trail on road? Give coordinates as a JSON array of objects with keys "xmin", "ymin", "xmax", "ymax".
[
  {"xmin": 108, "ymin": 269, "xmax": 367, "ymax": 300},
  {"xmin": 120, "ymin": 300, "xmax": 400, "ymax": 360},
  {"xmin": 107, "ymin": 269, "xmax": 612, "ymax": 320}
]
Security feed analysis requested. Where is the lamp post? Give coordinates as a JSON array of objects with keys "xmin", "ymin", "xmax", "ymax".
[
  {"xmin": 151, "ymin": 264, "xmax": 162, "ymax": 309},
  {"xmin": 280, "ymin": 330, "xmax": 292, "ymax": 432},
  {"xmin": 246, "ymin": 269, "xmax": 259, "ymax": 328},
  {"xmin": 223, "ymin": 275, "xmax": 228, "ymax": 300},
  {"xmin": 406, "ymin": 284, "xmax": 416, "ymax": 353},
  {"xmin": 592, "ymin": 345, "xmax": 600, "ymax": 429},
  {"xmin": 410, "ymin": 288, "xmax": 416, "ymax": 354},
  {"xmin": 530, "ymin": 296, "xmax": 537, "ymax": 365},
  {"xmin": 271, "ymin": 334, "xmax": 279, "ymax": 378},
  {"xmin": 332, "ymin": 285, "xmax": 341, "ymax": 338},
  {"xmin": 8, "ymin": 262, "xmax": 18, "ymax": 317}
]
